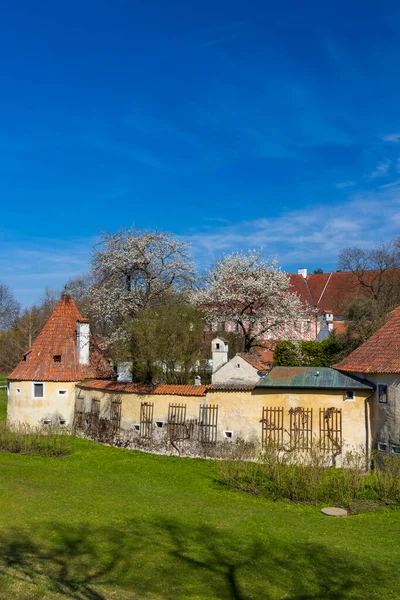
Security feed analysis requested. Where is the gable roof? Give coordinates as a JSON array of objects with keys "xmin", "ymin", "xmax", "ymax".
[
  {"xmin": 334, "ymin": 307, "xmax": 400, "ymax": 374},
  {"xmin": 239, "ymin": 348, "xmax": 274, "ymax": 371},
  {"xmin": 257, "ymin": 366, "xmax": 374, "ymax": 389},
  {"xmin": 8, "ymin": 293, "xmax": 113, "ymax": 382},
  {"xmin": 306, "ymin": 270, "xmax": 400, "ymax": 316}
]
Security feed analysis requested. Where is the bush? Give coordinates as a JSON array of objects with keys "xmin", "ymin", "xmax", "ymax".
[
  {"xmin": 0, "ymin": 423, "xmax": 73, "ymax": 456},
  {"xmin": 218, "ymin": 445, "xmax": 400, "ymax": 508}
]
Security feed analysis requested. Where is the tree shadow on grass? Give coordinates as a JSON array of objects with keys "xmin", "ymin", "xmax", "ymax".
[{"xmin": 0, "ymin": 518, "xmax": 388, "ymax": 600}]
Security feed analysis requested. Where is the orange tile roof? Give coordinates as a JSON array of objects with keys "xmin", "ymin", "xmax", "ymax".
[
  {"xmin": 77, "ymin": 380, "xmax": 207, "ymax": 396},
  {"xmin": 306, "ymin": 270, "xmax": 400, "ymax": 316},
  {"xmin": 288, "ymin": 273, "xmax": 314, "ymax": 308},
  {"xmin": 239, "ymin": 348, "xmax": 274, "ymax": 371},
  {"xmin": 9, "ymin": 293, "xmax": 113, "ymax": 382},
  {"xmin": 335, "ymin": 307, "xmax": 400, "ymax": 373},
  {"xmin": 152, "ymin": 384, "xmax": 207, "ymax": 396}
]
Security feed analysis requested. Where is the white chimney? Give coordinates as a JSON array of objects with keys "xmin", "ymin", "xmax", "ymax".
[
  {"xmin": 212, "ymin": 338, "xmax": 228, "ymax": 374},
  {"xmin": 77, "ymin": 320, "xmax": 90, "ymax": 365},
  {"xmin": 298, "ymin": 268, "xmax": 308, "ymax": 278},
  {"xmin": 194, "ymin": 375, "xmax": 202, "ymax": 386}
]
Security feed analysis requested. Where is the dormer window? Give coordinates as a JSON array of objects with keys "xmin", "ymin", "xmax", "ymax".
[{"xmin": 54, "ymin": 355, "xmax": 62, "ymax": 363}]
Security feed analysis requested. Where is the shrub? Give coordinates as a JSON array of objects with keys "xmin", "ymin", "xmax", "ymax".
[
  {"xmin": 0, "ymin": 423, "xmax": 73, "ymax": 457},
  {"xmin": 217, "ymin": 444, "xmax": 400, "ymax": 508}
]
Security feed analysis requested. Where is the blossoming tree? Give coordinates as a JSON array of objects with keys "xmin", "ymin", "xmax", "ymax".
[
  {"xmin": 90, "ymin": 227, "xmax": 196, "ymax": 332},
  {"xmin": 195, "ymin": 250, "xmax": 306, "ymax": 352}
]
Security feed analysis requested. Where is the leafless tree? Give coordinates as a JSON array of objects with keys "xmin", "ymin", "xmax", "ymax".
[
  {"xmin": 338, "ymin": 240, "xmax": 400, "ymax": 307},
  {"xmin": 0, "ymin": 282, "xmax": 20, "ymax": 330}
]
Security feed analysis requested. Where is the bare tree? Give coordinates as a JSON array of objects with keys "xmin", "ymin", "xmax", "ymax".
[
  {"xmin": 195, "ymin": 250, "xmax": 305, "ymax": 352},
  {"xmin": 0, "ymin": 282, "xmax": 20, "ymax": 330},
  {"xmin": 90, "ymin": 227, "xmax": 196, "ymax": 334},
  {"xmin": 338, "ymin": 241, "xmax": 400, "ymax": 307}
]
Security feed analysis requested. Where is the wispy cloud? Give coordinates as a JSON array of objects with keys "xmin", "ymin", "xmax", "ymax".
[
  {"xmin": 370, "ymin": 160, "xmax": 392, "ymax": 179},
  {"xmin": 185, "ymin": 186, "xmax": 400, "ymax": 270}
]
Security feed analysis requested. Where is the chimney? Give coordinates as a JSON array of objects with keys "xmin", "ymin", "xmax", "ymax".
[
  {"xmin": 212, "ymin": 338, "xmax": 228, "ymax": 374},
  {"xmin": 77, "ymin": 319, "xmax": 90, "ymax": 365},
  {"xmin": 194, "ymin": 375, "xmax": 201, "ymax": 386},
  {"xmin": 298, "ymin": 268, "xmax": 307, "ymax": 279}
]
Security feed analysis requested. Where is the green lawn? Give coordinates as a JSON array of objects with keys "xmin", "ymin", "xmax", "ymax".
[{"xmin": 0, "ymin": 387, "xmax": 399, "ymax": 599}]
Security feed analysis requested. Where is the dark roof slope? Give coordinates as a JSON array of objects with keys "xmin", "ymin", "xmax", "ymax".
[
  {"xmin": 9, "ymin": 293, "xmax": 113, "ymax": 382},
  {"xmin": 335, "ymin": 307, "xmax": 400, "ymax": 374},
  {"xmin": 257, "ymin": 366, "xmax": 374, "ymax": 389}
]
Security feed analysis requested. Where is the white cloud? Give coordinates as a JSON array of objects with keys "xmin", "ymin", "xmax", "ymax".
[
  {"xmin": 383, "ymin": 133, "xmax": 400, "ymax": 143},
  {"xmin": 370, "ymin": 160, "xmax": 392, "ymax": 179},
  {"xmin": 186, "ymin": 187, "xmax": 400, "ymax": 270}
]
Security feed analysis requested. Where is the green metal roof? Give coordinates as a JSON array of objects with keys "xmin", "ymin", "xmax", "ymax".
[{"xmin": 256, "ymin": 367, "xmax": 374, "ymax": 390}]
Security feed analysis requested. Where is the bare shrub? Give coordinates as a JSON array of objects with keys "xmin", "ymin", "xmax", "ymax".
[{"xmin": 0, "ymin": 423, "xmax": 73, "ymax": 456}]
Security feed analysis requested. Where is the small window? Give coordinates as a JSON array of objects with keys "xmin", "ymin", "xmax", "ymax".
[
  {"xmin": 33, "ymin": 383, "xmax": 44, "ymax": 398},
  {"xmin": 53, "ymin": 355, "xmax": 62, "ymax": 363},
  {"xmin": 378, "ymin": 442, "xmax": 387, "ymax": 452},
  {"xmin": 58, "ymin": 389, "xmax": 68, "ymax": 396},
  {"xmin": 378, "ymin": 385, "xmax": 388, "ymax": 404},
  {"xmin": 23, "ymin": 355, "xmax": 27, "ymax": 361},
  {"xmin": 223, "ymin": 430, "xmax": 233, "ymax": 440},
  {"xmin": 133, "ymin": 424, "xmax": 140, "ymax": 431},
  {"xmin": 16, "ymin": 388, "xmax": 21, "ymax": 394},
  {"xmin": 59, "ymin": 418, "xmax": 66, "ymax": 425},
  {"xmin": 344, "ymin": 391, "xmax": 355, "ymax": 401},
  {"xmin": 237, "ymin": 363, "xmax": 240, "ymax": 368},
  {"xmin": 392, "ymin": 446, "xmax": 400, "ymax": 454},
  {"xmin": 155, "ymin": 421, "xmax": 164, "ymax": 429},
  {"xmin": 216, "ymin": 343, "xmax": 220, "ymax": 350}
]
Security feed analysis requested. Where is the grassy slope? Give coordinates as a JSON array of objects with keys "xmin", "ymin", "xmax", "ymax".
[{"xmin": 0, "ymin": 387, "xmax": 399, "ymax": 599}]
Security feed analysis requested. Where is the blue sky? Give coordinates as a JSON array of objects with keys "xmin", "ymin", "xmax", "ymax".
[{"xmin": 2, "ymin": 0, "xmax": 400, "ymax": 307}]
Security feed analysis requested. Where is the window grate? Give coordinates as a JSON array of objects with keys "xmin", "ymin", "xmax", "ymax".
[
  {"xmin": 319, "ymin": 407, "xmax": 342, "ymax": 454},
  {"xmin": 140, "ymin": 402, "xmax": 154, "ymax": 439},
  {"xmin": 198, "ymin": 404, "xmax": 218, "ymax": 444},
  {"xmin": 289, "ymin": 407, "xmax": 313, "ymax": 451},
  {"xmin": 110, "ymin": 399, "xmax": 122, "ymax": 432},
  {"xmin": 261, "ymin": 406, "xmax": 285, "ymax": 448},
  {"xmin": 167, "ymin": 403, "xmax": 187, "ymax": 442}
]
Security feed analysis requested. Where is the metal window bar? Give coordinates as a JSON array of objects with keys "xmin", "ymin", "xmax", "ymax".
[
  {"xmin": 319, "ymin": 407, "xmax": 342, "ymax": 454},
  {"xmin": 110, "ymin": 399, "xmax": 122, "ymax": 432},
  {"xmin": 289, "ymin": 407, "xmax": 313, "ymax": 451},
  {"xmin": 74, "ymin": 396, "xmax": 85, "ymax": 429},
  {"xmin": 89, "ymin": 398, "xmax": 100, "ymax": 430},
  {"xmin": 198, "ymin": 404, "xmax": 218, "ymax": 444},
  {"xmin": 261, "ymin": 406, "xmax": 285, "ymax": 448},
  {"xmin": 140, "ymin": 402, "xmax": 154, "ymax": 439},
  {"xmin": 167, "ymin": 403, "xmax": 187, "ymax": 442}
]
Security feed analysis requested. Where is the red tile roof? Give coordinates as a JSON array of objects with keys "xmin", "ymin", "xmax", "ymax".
[
  {"xmin": 306, "ymin": 270, "xmax": 400, "ymax": 316},
  {"xmin": 335, "ymin": 307, "xmax": 400, "ymax": 373},
  {"xmin": 77, "ymin": 380, "xmax": 207, "ymax": 396},
  {"xmin": 239, "ymin": 348, "xmax": 274, "ymax": 371},
  {"xmin": 152, "ymin": 384, "xmax": 207, "ymax": 396},
  {"xmin": 288, "ymin": 273, "xmax": 313, "ymax": 309},
  {"xmin": 8, "ymin": 293, "xmax": 113, "ymax": 382}
]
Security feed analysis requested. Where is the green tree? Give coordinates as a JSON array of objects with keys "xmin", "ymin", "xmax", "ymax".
[{"xmin": 120, "ymin": 301, "xmax": 206, "ymax": 384}]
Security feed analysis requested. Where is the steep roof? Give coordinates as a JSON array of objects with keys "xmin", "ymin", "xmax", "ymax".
[
  {"xmin": 288, "ymin": 273, "xmax": 314, "ymax": 309},
  {"xmin": 306, "ymin": 270, "xmax": 400, "ymax": 316},
  {"xmin": 9, "ymin": 293, "xmax": 113, "ymax": 382},
  {"xmin": 334, "ymin": 307, "xmax": 400, "ymax": 374},
  {"xmin": 257, "ymin": 366, "xmax": 374, "ymax": 389},
  {"xmin": 239, "ymin": 348, "xmax": 274, "ymax": 371}
]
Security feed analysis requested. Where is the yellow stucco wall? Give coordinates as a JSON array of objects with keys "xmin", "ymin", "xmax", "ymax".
[
  {"xmin": 78, "ymin": 385, "xmax": 371, "ymax": 452},
  {"xmin": 7, "ymin": 380, "xmax": 76, "ymax": 426}
]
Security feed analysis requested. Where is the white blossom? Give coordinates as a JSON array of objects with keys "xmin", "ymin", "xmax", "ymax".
[
  {"xmin": 195, "ymin": 250, "xmax": 307, "ymax": 351},
  {"xmin": 90, "ymin": 227, "xmax": 196, "ymax": 330}
]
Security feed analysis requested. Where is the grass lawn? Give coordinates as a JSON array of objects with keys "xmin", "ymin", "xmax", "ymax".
[{"xmin": 0, "ymin": 387, "xmax": 399, "ymax": 599}]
